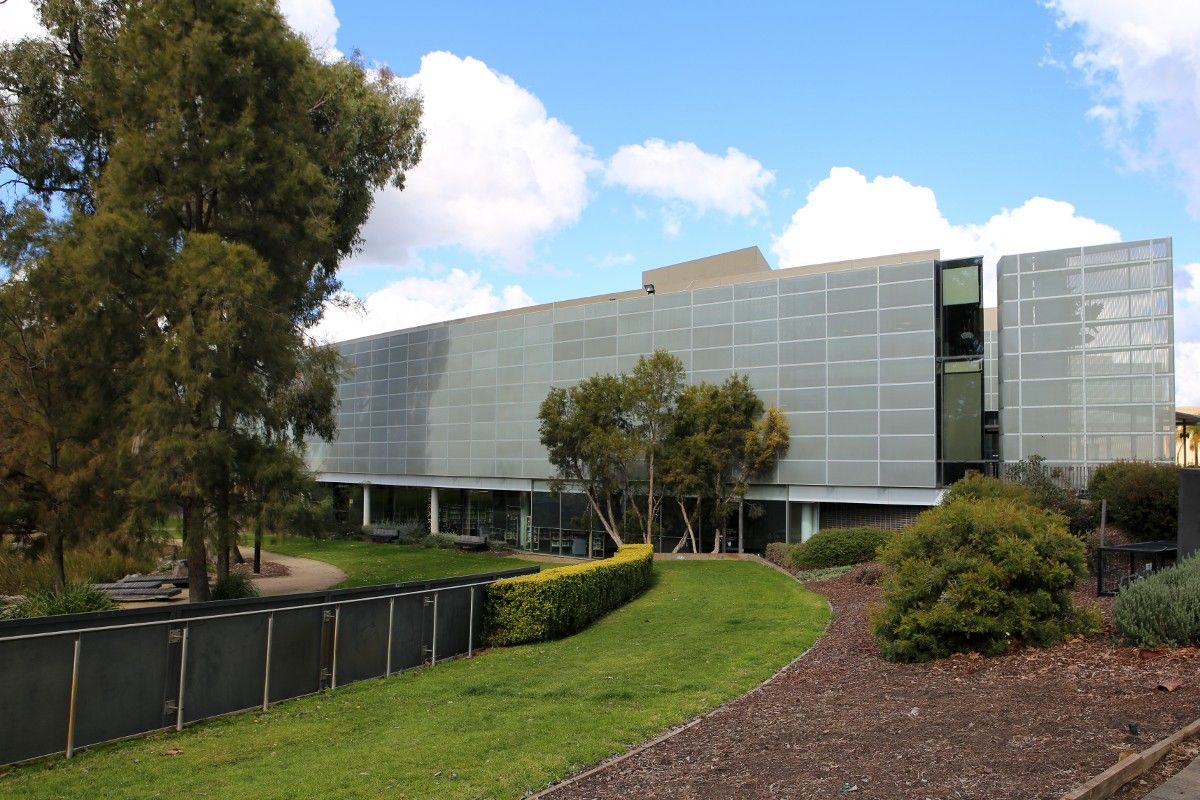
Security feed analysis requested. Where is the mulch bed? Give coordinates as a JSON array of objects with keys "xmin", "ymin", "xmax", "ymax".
[
  {"xmin": 548, "ymin": 570, "xmax": 1200, "ymax": 800},
  {"xmin": 230, "ymin": 560, "xmax": 290, "ymax": 578}
]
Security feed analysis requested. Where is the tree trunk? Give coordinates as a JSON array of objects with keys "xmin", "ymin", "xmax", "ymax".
[
  {"xmin": 232, "ymin": 543, "xmax": 245, "ymax": 565},
  {"xmin": 645, "ymin": 451, "xmax": 655, "ymax": 544},
  {"xmin": 582, "ymin": 489, "xmax": 622, "ymax": 546},
  {"xmin": 51, "ymin": 532, "xmax": 67, "ymax": 593},
  {"xmin": 183, "ymin": 502, "xmax": 210, "ymax": 603},
  {"xmin": 253, "ymin": 525, "xmax": 262, "ymax": 575},
  {"xmin": 214, "ymin": 476, "xmax": 231, "ymax": 582},
  {"xmin": 671, "ymin": 496, "xmax": 699, "ymax": 554}
]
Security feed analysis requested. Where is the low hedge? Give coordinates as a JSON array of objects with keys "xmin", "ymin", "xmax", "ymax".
[
  {"xmin": 764, "ymin": 542, "xmax": 800, "ymax": 571},
  {"xmin": 791, "ymin": 527, "xmax": 894, "ymax": 569},
  {"xmin": 484, "ymin": 544, "xmax": 654, "ymax": 646},
  {"xmin": 1114, "ymin": 556, "xmax": 1200, "ymax": 648}
]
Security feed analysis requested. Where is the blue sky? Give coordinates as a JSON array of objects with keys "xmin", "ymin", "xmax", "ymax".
[{"xmin": 4, "ymin": 1, "xmax": 1198, "ymax": 401}]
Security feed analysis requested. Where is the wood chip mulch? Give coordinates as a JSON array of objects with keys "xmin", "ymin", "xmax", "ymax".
[
  {"xmin": 230, "ymin": 561, "xmax": 290, "ymax": 578},
  {"xmin": 548, "ymin": 570, "xmax": 1200, "ymax": 800}
]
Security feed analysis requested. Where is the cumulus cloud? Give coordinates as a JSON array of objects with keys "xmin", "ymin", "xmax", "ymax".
[
  {"xmin": 277, "ymin": 0, "xmax": 341, "ymax": 61},
  {"xmin": 1177, "ymin": 342, "xmax": 1200, "ymax": 408},
  {"xmin": 772, "ymin": 167, "xmax": 1121, "ymax": 306},
  {"xmin": 605, "ymin": 139, "xmax": 774, "ymax": 228},
  {"xmin": 355, "ymin": 52, "xmax": 598, "ymax": 268},
  {"xmin": 312, "ymin": 269, "xmax": 534, "ymax": 343},
  {"xmin": 1047, "ymin": 1, "xmax": 1200, "ymax": 215}
]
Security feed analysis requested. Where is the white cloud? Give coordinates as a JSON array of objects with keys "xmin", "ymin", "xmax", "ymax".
[
  {"xmin": 312, "ymin": 269, "xmax": 534, "ymax": 343},
  {"xmin": 1047, "ymin": 1, "xmax": 1200, "ymax": 215},
  {"xmin": 597, "ymin": 252, "xmax": 635, "ymax": 268},
  {"xmin": 1177, "ymin": 342, "xmax": 1200, "ymax": 407},
  {"xmin": 772, "ymin": 167, "xmax": 1121, "ymax": 306},
  {"xmin": 605, "ymin": 139, "xmax": 774, "ymax": 220},
  {"xmin": 1174, "ymin": 262, "xmax": 1200, "ymax": 341},
  {"xmin": 355, "ymin": 52, "xmax": 598, "ymax": 268},
  {"xmin": 0, "ymin": 0, "xmax": 40, "ymax": 44},
  {"xmin": 277, "ymin": 0, "xmax": 341, "ymax": 61}
]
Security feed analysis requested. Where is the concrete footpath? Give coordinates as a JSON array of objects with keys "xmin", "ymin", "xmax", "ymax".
[
  {"xmin": 1145, "ymin": 755, "xmax": 1200, "ymax": 799},
  {"xmin": 250, "ymin": 548, "xmax": 346, "ymax": 596}
]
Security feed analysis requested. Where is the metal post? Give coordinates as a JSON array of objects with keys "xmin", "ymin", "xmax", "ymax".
[
  {"xmin": 385, "ymin": 598, "xmax": 395, "ymax": 676},
  {"xmin": 262, "ymin": 613, "xmax": 274, "ymax": 711},
  {"xmin": 467, "ymin": 587, "xmax": 475, "ymax": 657},
  {"xmin": 431, "ymin": 592, "xmax": 439, "ymax": 665},
  {"xmin": 737, "ymin": 499, "xmax": 744, "ymax": 554},
  {"xmin": 331, "ymin": 605, "xmax": 341, "ymax": 690},
  {"xmin": 176, "ymin": 625, "xmax": 189, "ymax": 731},
  {"xmin": 65, "ymin": 634, "xmax": 81, "ymax": 758}
]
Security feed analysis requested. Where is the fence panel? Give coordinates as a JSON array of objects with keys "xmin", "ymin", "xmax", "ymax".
[
  {"xmin": 389, "ymin": 594, "xmax": 426, "ymax": 672},
  {"xmin": 334, "ymin": 598, "xmax": 390, "ymax": 685},
  {"xmin": 74, "ymin": 625, "xmax": 174, "ymax": 748},
  {"xmin": 0, "ymin": 635, "xmax": 74, "ymax": 763},
  {"xmin": 183, "ymin": 615, "xmax": 270, "ymax": 724},
  {"xmin": 267, "ymin": 606, "xmax": 325, "ymax": 704}
]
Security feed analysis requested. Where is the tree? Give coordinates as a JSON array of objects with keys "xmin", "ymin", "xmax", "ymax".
[
  {"xmin": 539, "ymin": 375, "xmax": 634, "ymax": 546},
  {"xmin": 660, "ymin": 375, "xmax": 789, "ymax": 553},
  {"xmin": 1, "ymin": 0, "xmax": 423, "ymax": 600},
  {"xmin": 626, "ymin": 350, "xmax": 685, "ymax": 544}
]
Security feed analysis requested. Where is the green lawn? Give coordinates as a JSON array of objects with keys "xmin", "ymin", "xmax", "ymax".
[
  {"xmin": 261, "ymin": 536, "xmax": 536, "ymax": 587},
  {"xmin": 0, "ymin": 561, "xmax": 828, "ymax": 800}
]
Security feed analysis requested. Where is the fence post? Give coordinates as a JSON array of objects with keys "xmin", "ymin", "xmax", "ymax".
[
  {"xmin": 431, "ymin": 592, "xmax": 439, "ymax": 665},
  {"xmin": 467, "ymin": 587, "xmax": 475, "ymax": 657},
  {"xmin": 331, "ymin": 604, "xmax": 341, "ymax": 690},
  {"xmin": 262, "ymin": 612, "xmax": 274, "ymax": 711},
  {"xmin": 65, "ymin": 634, "xmax": 81, "ymax": 758},
  {"xmin": 176, "ymin": 624, "xmax": 189, "ymax": 731},
  {"xmin": 385, "ymin": 598, "xmax": 395, "ymax": 676}
]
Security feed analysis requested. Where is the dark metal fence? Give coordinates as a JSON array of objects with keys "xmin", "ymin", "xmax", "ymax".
[{"xmin": 0, "ymin": 567, "xmax": 536, "ymax": 766}]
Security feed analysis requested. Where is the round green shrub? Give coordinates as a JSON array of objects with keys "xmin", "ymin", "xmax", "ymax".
[
  {"xmin": 1088, "ymin": 461, "xmax": 1178, "ymax": 542},
  {"xmin": 211, "ymin": 572, "xmax": 260, "ymax": 601},
  {"xmin": 3, "ymin": 582, "xmax": 117, "ymax": 619},
  {"xmin": 791, "ymin": 527, "xmax": 893, "ymax": 569},
  {"xmin": 871, "ymin": 497, "xmax": 1097, "ymax": 662},
  {"xmin": 1113, "ymin": 555, "xmax": 1200, "ymax": 648}
]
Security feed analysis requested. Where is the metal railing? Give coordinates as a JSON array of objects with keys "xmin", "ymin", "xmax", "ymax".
[{"xmin": 0, "ymin": 567, "xmax": 535, "ymax": 767}]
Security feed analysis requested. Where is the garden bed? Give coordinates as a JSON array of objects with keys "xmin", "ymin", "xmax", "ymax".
[{"xmin": 548, "ymin": 569, "xmax": 1200, "ymax": 800}]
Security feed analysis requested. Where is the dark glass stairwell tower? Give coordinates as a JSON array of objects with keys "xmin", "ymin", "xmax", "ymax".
[{"xmin": 936, "ymin": 257, "xmax": 986, "ymax": 485}]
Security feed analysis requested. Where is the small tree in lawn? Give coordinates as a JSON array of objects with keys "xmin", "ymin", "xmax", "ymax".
[
  {"xmin": 538, "ymin": 374, "xmax": 637, "ymax": 546},
  {"xmin": 626, "ymin": 350, "xmax": 685, "ymax": 544},
  {"xmin": 662, "ymin": 375, "xmax": 789, "ymax": 553}
]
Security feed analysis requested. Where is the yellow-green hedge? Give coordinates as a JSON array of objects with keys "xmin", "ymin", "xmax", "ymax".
[{"xmin": 483, "ymin": 544, "xmax": 654, "ymax": 646}]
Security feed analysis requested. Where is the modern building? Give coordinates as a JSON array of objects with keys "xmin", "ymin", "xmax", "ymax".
[{"xmin": 308, "ymin": 238, "xmax": 1175, "ymax": 555}]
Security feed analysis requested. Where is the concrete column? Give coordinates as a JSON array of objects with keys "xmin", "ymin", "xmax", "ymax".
[
  {"xmin": 800, "ymin": 503, "xmax": 814, "ymax": 542},
  {"xmin": 430, "ymin": 487, "xmax": 440, "ymax": 535},
  {"xmin": 784, "ymin": 501, "xmax": 793, "ymax": 544},
  {"xmin": 362, "ymin": 484, "xmax": 371, "ymax": 528}
]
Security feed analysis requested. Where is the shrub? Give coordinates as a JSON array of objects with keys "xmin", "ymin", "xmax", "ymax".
[
  {"xmin": 0, "ymin": 538, "xmax": 160, "ymax": 595},
  {"xmin": 421, "ymin": 533, "xmax": 457, "ymax": 549},
  {"xmin": 853, "ymin": 563, "xmax": 886, "ymax": 585},
  {"xmin": 871, "ymin": 497, "xmax": 1097, "ymax": 662},
  {"xmin": 395, "ymin": 518, "xmax": 425, "ymax": 544},
  {"xmin": 484, "ymin": 544, "xmax": 654, "ymax": 646},
  {"xmin": 764, "ymin": 542, "xmax": 800, "ymax": 571},
  {"xmin": 791, "ymin": 527, "xmax": 894, "ymax": 569},
  {"xmin": 211, "ymin": 572, "xmax": 260, "ymax": 601},
  {"xmin": 3, "ymin": 583, "xmax": 117, "ymax": 619},
  {"xmin": 1113, "ymin": 556, "xmax": 1200, "ymax": 648},
  {"xmin": 1088, "ymin": 461, "xmax": 1179, "ymax": 542},
  {"xmin": 943, "ymin": 472, "xmax": 1036, "ymax": 505}
]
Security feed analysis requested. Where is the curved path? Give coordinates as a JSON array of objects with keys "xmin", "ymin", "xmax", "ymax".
[{"xmin": 249, "ymin": 548, "xmax": 346, "ymax": 595}]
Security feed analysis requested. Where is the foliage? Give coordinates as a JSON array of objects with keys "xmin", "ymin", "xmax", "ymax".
[
  {"xmin": 1088, "ymin": 461, "xmax": 1179, "ymax": 542},
  {"xmin": 0, "ymin": 537, "xmax": 159, "ymax": 595},
  {"xmin": 764, "ymin": 542, "xmax": 800, "ymax": 571},
  {"xmin": 3, "ymin": 582, "xmax": 116, "ymax": 619},
  {"xmin": 871, "ymin": 497, "xmax": 1097, "ymax": 662},
  {"xmin": 0, "ymin": 562, "xmax": 827, "ymax": 800},
  {"xmin": 0, "ymin": 0, "xmax": 423, "ymax": 601},
  {"xmin": 795, "ymin": 565, "xmax": 853, "ymax": 582},
  {"xmin": 484, "ymin": 545, "xmax": 655, "ymax": 646},
  {"xmin": 625, "ymin": 351, "xmax": 686, "ymax": 543},
  {"xmin": 660, "ymin": 375, "xmax": 789, "ymax": 553},
  {"xmin": 210, "ymin": 571, "xmax": 260, "ymax": 601},
  {"xmin": 943, "ymin": 472, "xmax": 1037, "ymax": 505},
  {"xmin": 791, "ymin": 527, "xmax": 895, "ymax": 569},
  {"xmin": 1003, "ymin": 456, "xmax": 1094, "ymax": 536},
  {"xmin": 539, "ymin": 373, "xmax": 634, "ymax": 545},
  {"xmin": 1113, "ymin": 555, "xmax": 1200, "ymax": 647},
  {"xmin": 420, "ymin": 533, "xmax": 457, "ymax": 549}
]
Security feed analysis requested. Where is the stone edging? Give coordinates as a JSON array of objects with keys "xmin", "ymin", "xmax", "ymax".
[
  {"xmin": 524, "ymin": 554, "xmax": 834, "ymax": 799},
  {"xmin": 1059, "ymin": 715, "xmax": 1200, "ymax": 800}
]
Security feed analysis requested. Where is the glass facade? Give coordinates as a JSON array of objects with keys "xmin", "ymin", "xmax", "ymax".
[
  {"xmin": 308, "ymin": 238, "xmax": 1174, "ymax": 514},
  {"xmin": 997, "ymin": 238, "xmax": 1174, "ymax": 470}
]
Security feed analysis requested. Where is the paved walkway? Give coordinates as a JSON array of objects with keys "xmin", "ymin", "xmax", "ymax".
[
  {"xmin": 250, "ymin": 548, "xmax": 346, "ymax": 596},
  {"xmin": 1146, "ymin": 755, "xmax": 1200, "ymax": 799}
]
